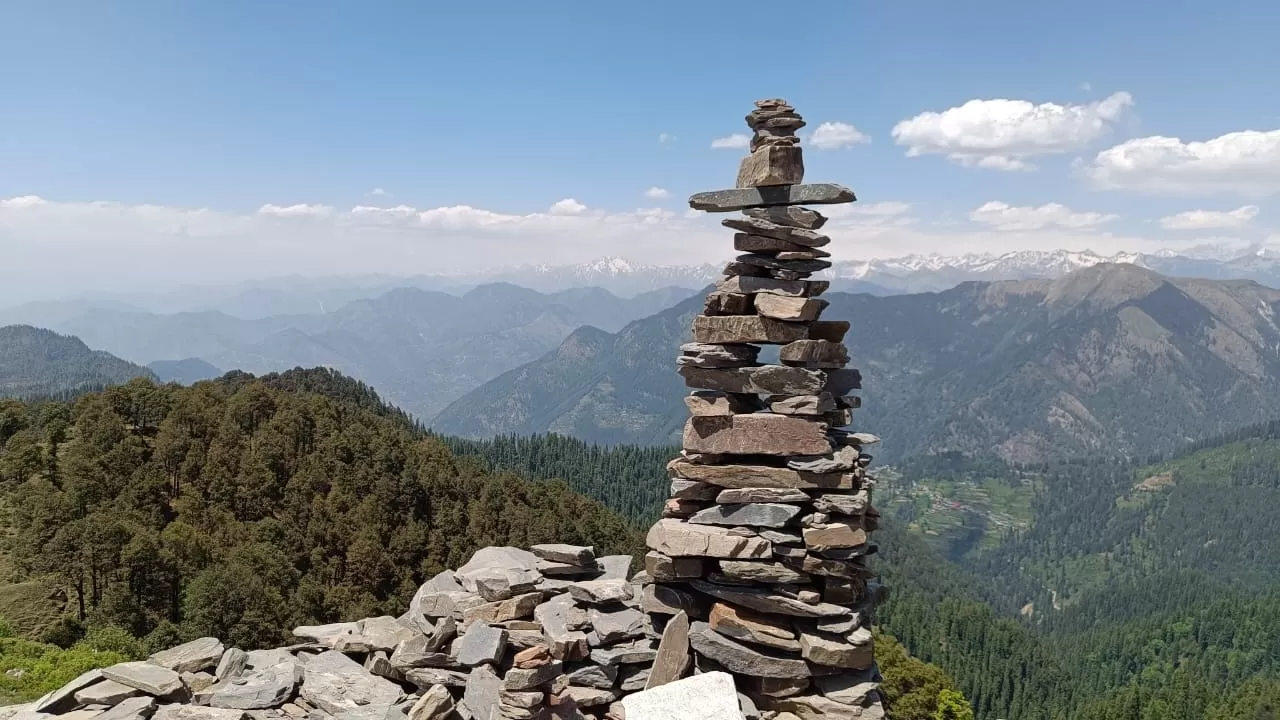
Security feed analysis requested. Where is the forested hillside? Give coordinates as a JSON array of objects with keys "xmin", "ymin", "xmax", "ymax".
[{"xmin": 0, "ymin": 326, "xmax": 155, "ymax": 399}]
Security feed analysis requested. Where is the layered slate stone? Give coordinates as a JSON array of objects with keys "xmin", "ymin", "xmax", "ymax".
[
  {"xmin": 756, "ymin": 295, "xmax": 828, "ymax": 322},
  {"xmin": 737, "ymin": 146, "xmax": 804, "ymax": 187},
  {"xmin": 743, "ymin": 206, "xmax": 827, "ymax": 230},
  {"xmin": 680, "ymin": 365, "xmax": 826, "ymax": 396},
  {"xmin": 148, "ymin": 638, "xmax": 225, "ymax": 674},
  {"xmin": 689, "ymin": 581, "xmax": 850, "ymax": 618},
  {"xmin": 683, "ymin": 390, "xmax": 762, "ymax": 416},
  {"xmin": 645, "ymin": 519, "xmax": 772, "ymax": 559},
  {"xmin": 722, "ymin": 217, "xmax": 832, "ymax": 247},
  {"xmin": 716, "ymin": 276, "xmax": 827, "ymax": 297},
  {"xmin": 687, "ymin": 623, "xmax": 811, "ymax": 679},
  {"xmin": 683, "ymin": 415, "xmax": 832, "ymax": 457},
  {"xmin": 780, "ymin": 340, "xmax": 849, "ymax": 367},
  {"xmin": 668, "ymin": 459, "xmax": 857, "ymax": 490},
  {"xmin": 688, "ymin": 184, "xmax": 856, "ymax": 212},
  {"xmin": 708, "ymin": 604, "xmax": 800, "ymax": 652},
  {"xmin": 692, "ymin": 315, "xmax": 810, "ymax": 344},
  {"xmin": 688, "ymin": 502, "xmax": 803, "ymax": 528}
]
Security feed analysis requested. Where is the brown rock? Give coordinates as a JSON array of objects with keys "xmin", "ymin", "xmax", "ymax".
[
  {"xmin": 679, "ymin": 365, "xmax": 826, "ymax": 396},
  {"xmin": 644, "ymin": 610, "xmax": 691, "ymax": 690},
  {"xmin": 808, "ymin": 321, "xmax": 849, "ymax": 342},
  {"xmin": 463, "ymin": 592, "xmax": 543, "ymax": 623},
  {"xmin": 669, "ymin": 479, "xmax": 719, "ymax": 501},
  {"xmin": 798, "ymin": 629, "xmax": 874, "ymax": 669},
  {"xmin": 756, "ymin": 295, "xmax": 828, "ymax": 322},
  {"xmin": 716, "ymin": 276, "xmax": 827, "ymax": 297},
  {"xmin": 802, "ymin": 524, "xmax": 869, "ymax": 552},
  {"xmin": 722, "ymin": 217, "xmax": 831, "ymax": 247},
  {"xmin": 714, "ymin": 487, "xmax": 810, "ymax": 503},
  {"xmin": 703, "ymin": 292, "xmax": 752, "ymax": 316},
  {"xmin": 683, "ymin": 415, "xmax": 831, "ymax": 456},
  {"xmin": 644, "ymin": 552, "xmax": 705, "ymax": 581},
  {"xmin": 717, "ymin": 560, "xmax": 811, "ymax": 585},
  {"xmin": 780, "ymin": 340, "xmax": 848, "ymax": 367},
  {"xmin": 751, "ymin": 134, "xmax": 801, "ymax": 151},
  {"xmin": 663, "ymin": 498, "xmax": 705, "ymax": 518},
  {"xmin": 743, "ymin": 206, "xmax": 827, "ymax": 230},
  {"xmin": 737, "ymin": 146, "xmax": 804, "ymax": 188},
  {"xmin": 683, "ymin": 391, "xmax": 761, "ymax": 417},
  {"xmin": 668, "ymin": 459, "xmax": 856, "ymax": 490},
  {"xmin": 692, "ymin": 315, "xmax": 809, "ymax": 344},
  {"xmin": 777, "ymin": 250, "xmax": 830, "ymax": 261},
  {"xmin": 645, "ymin": 518, "xmax": 772, "ymax": 559},
  {"xmin": 767, "ymin": 394, "xmax": 836, "ymax": 415},
  {"xmin": 512, "ymin": 646, "xmax": 552, "ymax": 669},
  {"xmin": 678, "ymin": 343, "xmax": 760, "ymax": 369},
  {"xmin": 708, "ymin": 603, "xmax": 800, "ymax": 651}
]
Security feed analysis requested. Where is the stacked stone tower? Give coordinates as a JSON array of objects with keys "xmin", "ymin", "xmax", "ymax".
[{"xmin": 641, "ymin": 98, "xmax": 887, "ymax": 719}]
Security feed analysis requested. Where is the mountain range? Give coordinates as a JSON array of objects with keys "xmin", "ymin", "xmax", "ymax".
[
  {"xmin": 0, "ymin": 325, "xmax": 156, "ymax": 398},
  {"xmin": 434, "ymin": 264, "xmax": 1280, "ymax": 463}
]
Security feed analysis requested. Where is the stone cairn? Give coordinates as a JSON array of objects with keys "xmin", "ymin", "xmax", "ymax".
[
  {"xmin": 6, "ymin": 99, "xmax": 884, "ymax": 720},
  {"xmin": 641, "ymin": 97, "xmax": 887, "ymax": 719}
]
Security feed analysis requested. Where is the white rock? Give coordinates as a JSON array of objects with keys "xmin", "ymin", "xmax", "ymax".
[{"xmin": 621, "ymin": 671, "xmax": 745, "ymax": 720}]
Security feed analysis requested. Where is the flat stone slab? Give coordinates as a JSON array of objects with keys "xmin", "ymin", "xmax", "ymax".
[
  {"xmin": 149, "ymin": 638, "xmax": 225, "ymax": 674},
  {"xmin": 689, "ymin": 623, "xmax": 812, "ymax": 679},
  {"xmin": 152, "ymin": 707, "xmax": 246, "ymax": 720},
  {"xmin": 34, "ymin": 669, "xmax": 104, "ymax": 713},
  {"xmin": 688, "ymin": 503, "xmax": 803, "ymax": 528},
  {"xmin": 756, "ymin": 296, "xmax": 827, "ymax": 322},
  {"xmin": 95, "ymin": 697, "xmax": 156, "ymax": 720},
  {"xmin": 198, "ymin": 662, "xmax": 300, "ymax": 710},
  {"xmin": 624, "ymin": 671, "xmax": 742, "ymax": 720},
  {"xmin": 645, "ymin": 610, "xmax": 691, "ymax": 691},
  {"xmin": 646, "ymin": 519, "xmax": 771, "ymax": 559},
  {"xmin": 669, "ymin": 459, "xmax": 856, "ymax": 490},
  {"xmin": 300, "ymin": 651, "xmax": 402, "ymax": 715},
  {"xmin": 454, "ymin": 621, "xmax": 508, "ymax": 667},
  {"xmin": 684, "ymin": 415, "xmax": 831, "ymax": 457},
  {"xmin": 709, "ymin": 602, "xmax": 800, "ymax": 651},
  {"xmin": 743, "ymin": 206, "xmax": 827, "ymax": 230},
  {"xmin": 292, "ymin": 623, "xmax": 358, "ymax": 648},
  {"xmin": 529, "ymin": 544, "xmax": 596, "ymax": 566},
  {"xmin": 456, "ymin": 546, "xmax": 542, "ymax": 602},
  {"xmin": 717, "ymin": 276, "xmax": 827, "ymax": 298},
  {"xmin": 690, "ymin": 581, "xmax": 849, "ymax": 618},
  {"xmin": 102, "ymin": 662, "xmax": 184, "ymax": 697},
  {"xmin": 680, "ymin": 366, "xmax": 826, "ymax": 396},
  {"xmin": 74, "ymin": 679, "xmax": 140, "ymax": 707},
  {"xmin": 715, "ymin": 487, "xmax": 810, "ymax": 503},
  {"xmin": 689, "ymin": 184, "xmax": 856, "ymax": 212}
]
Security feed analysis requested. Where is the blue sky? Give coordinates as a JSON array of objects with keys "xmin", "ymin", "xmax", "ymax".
[{"xmin": 2, "ymin": 0, "xmax": 1279, "ymax": 300}]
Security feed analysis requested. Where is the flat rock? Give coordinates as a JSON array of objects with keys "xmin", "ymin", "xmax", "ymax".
[
  {"xmin": 406, "ymin": 685, "xmax": 453, "ymax": 720},
  {"xmin": 589, "ymin": 606, "xmax": 647, "ymax": 644},
  {"xmin": 760, "ymin": 694, "xmax": 866, "ymax": 720},
  {"xmin": 644, "ymin": 610, "xmax": 691, "ymax": 691},
  {"xmin": 723, "ymin": 216, "xmax": 831, "ymax": 248},
  {"xmin": 567, "ymin": 579, "xmax": 632, "ymax": 605},
  {"xmin": 560, "ymin": 686, "xmax": 618, "ymax": 708},
  {"xmin": 689, "ymin": 184, "xmax": 855, "ymax": 212},
  {"xmin": 337, "ymin": 617, "xmax": 418, "ymax": 654},
  {"xmin": 641, "ymin": 585, "xmax": 706, "ymax": 618},
  {"xmin": 456, "ymin": 547, "xmax": 543, "ymax": 602},
  {"xmin": 708, "ymin": 603, "xmax": 799, "ymax": 651},
  {"xmin": 461, "ymin": 664, "xmax": 502, "ymax": 720},
  {"xmin": 679, "ymin": 365, "xmax": 826, "ymax": 396},
  {"xmin": 717, "ymin": 560, "xmax": 810, "ymax": 585},
  {"xmin": 646, "ymin": 519, "xmax": 771, "ymax": 559},
  {"xmin": 688, "ymin": 623, "xmax": 811, "ymax": 679},
  {"xmin": 530, "ymin": 544, "xmax": 596, "ymax": 566},
  {"xmin": 198, "ymin": 662, "xmax": 300, "ymax": 710},
  {"xmin": 644, "ymin": 552, "xmax": 705, "ymax": 581},
  {"xmin": 94, "ymin": 697, "xmax": 156, "ymax": 720},
  {"xmin": 689, "ymin": 503, "xmax": 802, "ymax": 528},
  {"xmin": 813, "ymin": 668, "xmax": 880, "ymax": 706},
  {"xmin": 215, "ymin": 650, "xmax": 249, "ymax": 682},
  {"xmin": 684, "ymin": 415, "xmax": 831, "ymax": 457},
  {"xmin": 407, "ymin": 571, "xmax": 466, "ymax": 624},
  {"xmin": 733, "ymin": 233, "xmax": 819, "ymax": 255},
  {"xmin": 683, "ymin": 391, "xmax": 759, "ymax": 416},
  {"xmin": 702, "ymin": 292, "xmax": 754, "ymax": 316},
  {"xmin": 535, "ymin": 593, "xmax": 591, "ymax": 661},
  {"xmin": 299, "ymin": 651, "xmax": 402, "ymax": 715},
  {"xmin": 691, "ymin": 316, "xmax": 809, "ymax": 345},
  {"xmin": 798, "ymin": 630, "xmax": 874, "ymax": 669},
  {"xmin": 35, "ymin": 669, "xmax": 104, "ymax": 713},
  {"xmin": 735, "ymin": 254, "xmax": 831, "ymax": 275},
  {"xmin": 537, "ymin": 559, "xmax": 598, "ymax": 577},
  {"xmin": 743, "ymin": 206, "xmax": 827, "ymax": 230},
  {"xmin": 737, "ymin": 145, "xmax": 804, "ymax": 187},
  {"xmin": 716, "ymin": 276, "xmax": 826, "ymax": 298},
  {"xmin": 596, "ymin": 556, "xmax": 633, "ymax": 581},
  {"xmin": 149, "ymin": 638, "xmax": 225, "ymax": 674},
  {"xmin": 403, "ymin": 668, "xmax": 468, "ymax": 689},
  {"xmin": 756, "ymin": 296, "xmax": 827, "ymax": 322},
  {"xmin": 812, "ymin": 491, "xmax": 869, "ymax": 516},
  {"xmin": 787, "ymin": 446, "xmax": 860, "ymax": 474},
  {"xmin": 503, "ymin": 661, "xmax": 562, "ymax": 690},
  {"xmin": 690, "ymin": 581, "xmax": 848, "ymax": 618},
  {"xmin": 292, "ymin": 623, "xmax": 358, "ymax": 649},
  {"xmin": 184, "ymin": 672, "xmax": 216, "ymax": 694},
  {"xmin": 566, "ymin": 663, "xmax": 617, "ymax": 690},
  {"xmin": 455, "ymin": 621, "xmax": 508, "ymax": 667},
  {"xmin": 803, "ymin": 524, "xmax": 868, "ymax": 552},
  {"xmin": 152, "ymin": 707, "xmax": 246, "ymax": 720},
  {"xmin": 463, "ymin": 591, "xmax": 543, "ymax": 624},
  {"xmin": 618, "ymin": 665, "xmax": 651, "ymax": 693},
  {"xmin": 623, "ymin": 671, "xmax": 742, "ymax": 720},
  {"xmin": 669, "ymin": 460, "xmax": 855, "ymax": 491},
  {"xmin": 589, "ymin": 640, "xmax": 657, "ymax": 666},
  {"xmin": 809, "ymin": 321, "xmax": 850, "ymax": 344},
  {"xmin": 780, "ymin": 340, "xmax": 848, "ymax": 369},
  {"xmin": 74, "ymin": 679, "xmax": 140, "ymax": 707},
  {"xmin": 102, "ymin": 662, "xmax": 184, "ymax": 697}
]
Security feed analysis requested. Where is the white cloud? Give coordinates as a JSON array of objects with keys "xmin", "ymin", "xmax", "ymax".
[
  {"xmin": 1080, "ymin": 82, "xmax": 1092, "ymax": 92},
  {"xmin": 969, "ymin": 201, "xmax": 1118, "ymax": 231},
  {"xmin": 644, "ymin": 186, "xmax": 671, "ymax": 199},
  {"xmin": 0, "ymin": 195, "xmax": 50, "ymax": 209},
  {"xmin": 658, "ymin": 133, "xmax": 675, "ymax": 144},
  {"xmin": 1159, "ymin": 205, "xmax": 1260, "ymax": 230},
  {"xmin": 711, "ymin": 134, "xmax": 749, "ymax": 150},
  {"xmin": 369, "ymin": 188, "xmax": 390, "ymax": 197},
  {"xmin": 809, "ymin": 122, "xmax": 870, "ymax": 150},
  {"xmin": 892, "ymin": 91, "xmax": 1133, "ymax": 170},
  {"xmin": 1085, "ymin": 129, "xmax": 1280, "ymax": 195},
  {"xmin": 549, "ymin": 198, "xmax": 587, "ymax": 216},
  {"xmin": 257, "ymin": 203, "xmax": 335, "ymax": 217}
]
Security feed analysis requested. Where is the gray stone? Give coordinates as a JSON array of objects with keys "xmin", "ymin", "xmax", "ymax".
[
  {"xmin": 530, "ymin": 544, "xmax": 596, "ymax": 566},
  {"xmin": 701, "ymin": 291, "xmax": 754, "ymax": 317},
  {"xmin": 759, "ymin": 529, "xmax": 804, "ymax": 545},
  {"xmin": 643, "ymin": 552, "xmax": 703, "ymax": 581},
  {"xmin": 461, "ymin": 664, "xmax": 502, "ymax": 720},
  {"xmin": 406, "ymin": 685, "xmax": 453, "ymax": 720},
  {"xmin": 74, "ymin": 680, "xmax": 140, "ymax": 707},
  {"xmin": 244, "ymin": 650, "xmax": 294, "ymax": 671},
  {"xmin": 455, "ymin": 621, "xmax": 507, "ymax": 667},
  {"xmin": 198, "ymin": 662, "xmax": 301, "ymax": 710},
  {"xmin": 95, "ymin": 697, "xmax": 156, "ymax": 720},
  {"xmin": 299, "ymin": 651, "xmax": 402, "ymax": 715},
  {"xmin": 363, "ymin": 652, "xmax": 403, "ymax": 682},
  {"xmin": 707, "ymin": 603, "xmax": 800, "ymax": 652},
  {"xmin": 331, "ymin": 707, "xmax": 404, "ymax": 720},
  {"xmin": 787, "ymin": 446, "xmax": 859, "ymax": 474},
  {"xmin": 743, "ymin": 206, "xmax": 826, "ymax": 230},
  {"xmin": 560, "ymin": 686, "xmax": 617, "ymax": 708},
  {"xmin": 336, "ymin": 617, "xmax": 418, "ymax": 654},
  {"xmin": 716, "ymin": 276, "xmax": 826, "ymax": 298},
  {"xmin": 390, "ymin": 629, "xmax": 456, "ymax": 670},
  {"xmin": 292, "ymin": 624, "xmax": 359, "ymax": 649},
  {"xmin": 802, "ymin": 524, "xmax": 868, "ymax": 552},
  {"xmin": 536, "ymin": 559, "xmax": 597, "ymax": 577},
  {"xmin": 152, "ymin": 707, "xmax": 246, "ymax": 720},
  {"xmin": 688, "ymin": 503, "xmax": 802, "ymax": 528},
  {"xmin": 463, "ymin": 591, "xmax": 543, "ymax": 624},
  {"xmin": 456, "ymin": 547, "xmax": 543, "ymax": 602},
  {"xmin": 588, "ymin": 640, "xmax": 657, "ymax": 666},
  {"xmin": 680, "ymin": 344, "xmax": 759, "ymax": 367},
  {"xmin": 688, "ymin": 184, "xmax": 856, "ymax": 212},
  {"xmin": 714, "ymin": 487, "xmax": 809, "ymax": 503},
  {"xmin": 813, "ymin": 668, "xmax": 880, "ymax": 706},
  {"xmin": 54, "ymin": 708, "xmax": 105, "ymax": 720},
  {"xmin": 407, "ymin": 571, "xmax": 467, "ymax": 624},
  {"xmin": 183, "ymin": 671, "xmax": 216, "ymax": 694},
  {"xmin": 723, "ymin": 216, "xmax": 831, "ymax": 248},
  {"xmin": 640, "ymin": 585, "xmax": 705, "ymax": 618},
  {"xmin": 403, "ymin": 668, "xmax": 468, "ymax": 689},
  {"xmin": 669, "ymin": 460, "xmax": 855, "ymax": 491},
  {"xmin": 780, "ymin": 340, "xmax": 847, "ymax": 368},
  {"xmin": 737, "ymin": 145, "xmax": 804, "ymax": 187},
  {"xmin": 682, "ymin": 391, "xmax": 761, "ymax": 417},
  {"xmin": 34, "ymin": 669, "xmax": 104, "ymax": 713},
  {"xmin": 215, "ymin": 650, "xmax": 249, "ymax": 682},
  {"xmin": 690, "ymin": 581, "xmax": 849, "ymax": 618},
  {"xmin": 588, "ymin": 606, "xmax": 646, "ymax": 644},
  {"xmin": 102, "ymin": 662, "xmax": 184, "ymax": 697},
  {"xmin": 717, "ymin": 560, "xmax": 809, "ymax": 584},
  {"xmin": 623, "ymin": 671, "xmax": 741, "ymax": 720},
  {"xmin": 644, "ymin": 610, "xmax": 690, "ymax": 691},
  {"xmin": 688, "ymin": 623, "xmax": 810, "ymax": 679},
  {"xmin": 691, "ymin": 316, "xmax": 809, "ymax": 345},
  {"xmin": 812, "ymin": 491, "xmax": 869, "ymax": 516},
  {"xmin": 149, "ymin": 638, "xmax": 225, "ymax": 674},
  {"xmin": 566, "ymin": 580, "xmax": 632, "ymax": 605},
  {"xmin": 732, "ymin": 232, "xmax": 821, "ymax": 255},
  {"xmin": 535, "ymin": 593, "xmax": 591, "ymax": 661},
  {"xmin": 756, "ymin": 296, "xmax": 827, "ymax": 323},
  {"xmin": 798, "ymin": 628, "xmax": 874, "ymax": 669},
  {"xmin": 679, "ymin": 366, "xmax": 825, "ymax": 396},
  {"xmin": 684, "ymin": 415, "xmax": 831, "ymax": 457},
  {"xmin": 596, "ymin": 556, "xmax": 633, "ymax": 581},
  {"xmin": 735, "ymin": 254, "xmax": 830, "ymax": 275},
  {"xmin": 503, "ymin": 661, "xmax": 562, "ymax": 690},
  {"xmin": 566, "ymin": 663, "xmax": 616, "ymax": 690},
  {"xmin": 645, "ymin": 519, "xmax": 771, "ymax": 559},
  {"xmin": 669, "ymin": 480, "xmax": 718, "ymax": 501}
]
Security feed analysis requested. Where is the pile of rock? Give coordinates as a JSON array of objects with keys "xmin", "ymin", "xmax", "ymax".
[{"xmin": 642, "ymin": 98, "xmax": 888, "ymax": 719}]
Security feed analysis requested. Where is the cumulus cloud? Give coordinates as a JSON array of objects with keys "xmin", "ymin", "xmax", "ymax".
[
  {"xmin": 969, "ymin": 201, "xmax": 1117, "ymax": 231},
  {"xmin": 892, "ymin": 91, "xmax": 1133, "ymax": 170},
  {"xmin": 548, "ymin": 198, "xmax": 587, "ymax": 216},
  {"xmin": 809, "ymin": 122, "xmax": 870, "ymax": 150},
  {"xmin": 1085, "ymin": 129, "xmax": 1280, "ymax": 195},
  {"xmin": 1159, "ymin": 205, "xmax": 1260, "ymax": 230},
  {"xmin": 711, "ymin": 134, "xmax": 749, "ymax": 150},
  {"xmin": 644, "ymin": 187, "xmax": 671, "ymax": 199}
]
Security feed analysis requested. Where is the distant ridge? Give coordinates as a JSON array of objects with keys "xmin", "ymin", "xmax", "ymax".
[{"xmin": 0, "ymin": 325, "xmax": 155, "ymax": 398}]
